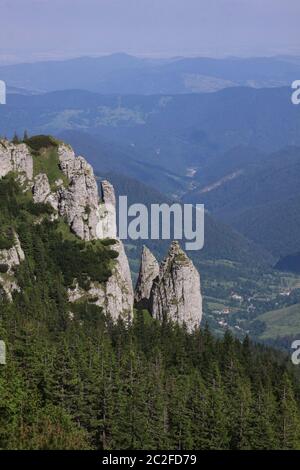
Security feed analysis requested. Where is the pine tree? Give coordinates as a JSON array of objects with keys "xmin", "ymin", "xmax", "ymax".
[
  {"xmin": 12, "ymin": 132, "xmax": 20, "ymax": 144},
  {"xmin": 250, "ymin": 385, "xmax": 278, "ymax": 449},
  {"xmin": 205, "ymin": 365, "xmax": 230, "ymax": 449},
  {"xmin": 278, "ymin": 372, "xmax": 300, "ymax": 449}
]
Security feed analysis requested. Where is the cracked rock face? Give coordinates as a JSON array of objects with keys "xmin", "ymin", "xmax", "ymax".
[
  {"xmin": 99, "ymin": 180, "xmax": 117, "ymax": 239},
  {"xmin": 57, "ymin": 148, "xmax": 104, "ymax": 241},
  {"xmin": 94, "ymin": 240, "xmax": 134, "ymax": 322},
  {"xmin": 0, "ymin": 233, "xmax": 25, "ymax": 301},
  {"xmin": 134, "ymin": 246, "xmax": 159, "ymax": 308},
  {"xmin": 0, "ymin": 140, "xmax": 134, "ymax": 321},
  {"xmin": 33, "ymin": 173, "xmax": 51, "ymax": 204},
  {"xmin": 57, "ymin": 149, "xmax": 133, "ymax": 320},
  {"xmin": 150, "ymin": 241, "xmax": 202, "ymax": 332},
  {"xmin": 0, "ymin": 233, "xmax": 25, "ymax": 274},
  {"xmin": 55, "ymin": 145, "xmax": 118, "ymax": 241},
  {"xmin": 30, "ymin": 143, "xmax": 118, "ymax": 241},
  {"xmin": 0, "ymin": 140, "xmax": 202, "ymax": 329},
  {"xmin": 68, "ymin": 240, "xmax": 134, "ymax": 322},
  {"xmin": 0, "ymin": 141, "xmax": 118, "ymax": 242},
  {"xmin": 33, "ymin": 173, "xmax": 59, "ymax": 210}
]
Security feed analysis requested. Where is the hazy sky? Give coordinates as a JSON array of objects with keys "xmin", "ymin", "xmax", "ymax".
[{"xmin": 0, "ymin": 0, "xmax": 299, "ymax": 64}]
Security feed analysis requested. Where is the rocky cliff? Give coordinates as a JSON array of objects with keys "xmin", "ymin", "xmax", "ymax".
[
  {"xmin": 0, "ymin": 138, "xmax": 133, "ymax": 321},
  {"xmin": 68, "ymin": 240, "xmax": 133, "ymax": 322},
  {"xmin": 0, "ymin": 140, "xmax": 33, "ymax": 181},
  {"xmin": 0, "ymin": 137, "xmax": 202, "ymax": 330},
  {"xmin": 33, "ymin": 143, "xmax": 117, "ymax": 241},
  {"xmin": 135, "ymin": 242, "xmax": 202, "ymax": 331},
  {"xmin": 151, "ymin": 241, "xmax": 202, "ymax": 331},
  {"xmin": 0, "ymin": 232, "xmax": 25, "ymax": 301}
]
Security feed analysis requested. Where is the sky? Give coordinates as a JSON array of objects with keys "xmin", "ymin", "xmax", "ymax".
[{"xmin": 0, "ymin": 0, "xmax": 299, "ymax": 64}]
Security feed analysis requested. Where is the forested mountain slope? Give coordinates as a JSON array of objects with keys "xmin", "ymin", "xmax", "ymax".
[
  {"xmin": 185, "ymin": 146, "xmax": 300, "ymax": 259},
  {"xmin": 1, "ymin": 87, "xmax": 299, "ymax": 179},
  {"xmin": 1, "ymin": 137, "xmax": 300, "ymax": 450}
]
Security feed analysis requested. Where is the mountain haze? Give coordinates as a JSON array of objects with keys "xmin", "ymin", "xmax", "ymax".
[{"xmin": 1, "ymin": 54, "xmax": 300, "ymax": 94}]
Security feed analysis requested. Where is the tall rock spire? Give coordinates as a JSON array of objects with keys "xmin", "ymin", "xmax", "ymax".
[
  {"xmin": 134, "ymin": 246, "xmax": 160, "ymax": 309},
  {"xmin": 99, "ymin": 180, "xmax": 117, "ymax": 239},
  {"xmin": 149, "ymin": 241, "xmax": 202, "ymax": 332}
]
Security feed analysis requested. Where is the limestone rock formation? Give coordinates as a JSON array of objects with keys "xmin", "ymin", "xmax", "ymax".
[
  {"xmin": 0, "ymin": 140, "xmax": 33, "ymax": 180},
  {"xmin": 134, "ymin": 246, "xmax": 159, "ymax": 308},
  {"xmin": 0, "ymin": 139, "xmax": 203, "ymax": 328},
  {"xmin": 33, "ymin": 173, "xmax": 59, "ymax": 210},
  {"xmin": 149, "ymin": 241, "xmax": 202, "ymax": 332},
  {"xmin": 57, "ymin": 143, "xmax": 77, "ymax": 179},
  {"xmin": 56, "ymin": 146, "xmax": 118, "ymax": 241},
  {"xmin": 90, "ymin": 240, "xmax": 133, "ymax": 322},
  {"xmin": 0, "ymin": 140, "xmax": 117, "ymax": 242},
  {"xmin": 0, "ymin": 139, "xmax": 134, "ymax": 321},
  {"xmin": 99, "ymin": 180, "xmax": 117, "ymax": 239},
  {"xmin": 134, "ymin": 242, "xmax": 203, "ymax": 331},
  {"xmin": 55, "ymin": 147, "xmax": 133, "ymax": 320},
  {"xmin": 33, "ymin": 173, "xmax": 51, "ymax": 204},
  {"xmin": 0, "ymin": 233, "xmax": 25, "ymax": 300},
  {"xmin": 56, "ymin": 149, "xmax": 133, "ymax": 320},
  {"xmin": 68, "ymin": 240, "xmax": 134, "ymax": 322},
  {"xmin": 57, "ymin": 147, "xmax": 104, "ymax": 241},
  {"xmin": 0, "ymin": 233, "xmax": 25, "ymax": 274}
]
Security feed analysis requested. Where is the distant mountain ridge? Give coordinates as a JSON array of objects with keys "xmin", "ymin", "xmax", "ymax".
[
  {"xmin": 1, "ymin": 53, "xmax": 300, "ymax": 94},
  {"xmin": 1, "ymin": 86, "xmax": 300, "ymax": 187}
]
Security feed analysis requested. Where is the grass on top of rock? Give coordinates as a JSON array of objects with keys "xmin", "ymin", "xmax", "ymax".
[
  {"xmin": 24, "ymin": 135, "xmax": 60, "ymax": 152},
  {"xmin": 31, "ymin": 146, "xmax": 69, "ymax": 189}
]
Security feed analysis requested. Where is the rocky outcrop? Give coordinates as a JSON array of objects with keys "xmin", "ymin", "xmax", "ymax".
[
  {"xmin": 0, "ymin": 233, "xmax": 25, "ymax": 274},
  {"xmin": 0, "ymin": 139, "xmax": 203, "ymax": 329},
  {"xmin": 68, "ymin": 239, "xmax": 134, "ymax": 322},
  {"xmin": 0, "ymin": 140, "xmax": 33, "ymax": 180},
  {"xmin": 0, "ymin": 139, "xmax": 134, "ymax": 321},
  {"xmin": 33, "ymin": 173, "xmax": 59, "ymax": 210},
  {"xmin": 57, "ymin": 143, "xmax": 77, "ymax": 179},
  {"xmin": 56, "ymin": 145, "xmax": 105, "ymax": 241},
  {"xmin": 55, "ymin": 147, "xmax": 133, "ymax": 319},
  {"xmin": 134, "ymin": 246, "xmax": 159, "ymax": 308},
  {"xmin": 0, "ymin": 140, "xmax": 117, "ymax": 242},
  {"xmin": 33, "ymin": 173, "xmax": 52, "ymax": 204},
  {"xmin": 0, "ymin": 233, "xmax": 25, "ymax": 300},
  {"xmin": 91, "ymin": 240, "xmax": 133, "ymax": 322},
  {"xmin": 31, "ymin": 144, "xmax": 118, "ymax": 241},
  {"xmin": 57, "ymin": 153, "xmax": 133, "ymax": 319},
  {"xmin": 149, "ymin": 241, "xmax": 202, "ymax": 332},
  {"xmin": 99, "ymin": 180, "xmax": 117, "ymax": 239}
]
